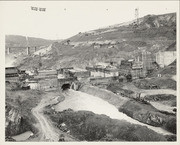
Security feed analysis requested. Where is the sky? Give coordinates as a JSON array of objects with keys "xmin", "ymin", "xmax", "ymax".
[{"xmin": 0, "ymin": 1, "xmax": 179, "ymax": 40}]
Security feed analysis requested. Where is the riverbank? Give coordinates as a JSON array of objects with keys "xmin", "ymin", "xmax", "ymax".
[
  {"xmin": 46, "ymin": 107, "xmax": 170, "ymax": 141},
  {"xmin": 79, "ymin": 85, "xmax": 176, "ymax": 135}
]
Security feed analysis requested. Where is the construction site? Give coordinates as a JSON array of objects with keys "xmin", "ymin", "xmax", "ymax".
[{"xmin": 4, "ymin": 2, "xmax": 178, "ymax": 142}]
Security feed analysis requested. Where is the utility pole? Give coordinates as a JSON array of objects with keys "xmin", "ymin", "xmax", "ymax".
[
  {"xmin": 26, "ymin": 36, "xmax": 30, "ymax": 55},
  {"xmin": 135, "ymin": 8, "xmax": 139, "ymax": 26}
]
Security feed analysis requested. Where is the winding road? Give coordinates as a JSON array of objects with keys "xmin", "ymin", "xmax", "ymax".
[
  {"xmin": 31, "ymin": 93, "xmax": 76, "ymax": 142},
  {"xmin": 32, "ymin": 96, "xmax": 59, "ymax": 141}
]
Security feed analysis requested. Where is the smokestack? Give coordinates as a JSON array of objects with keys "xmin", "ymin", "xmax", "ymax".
[
  {"xmin": 27, "ymin": 47, "xmax": 30, "ymax": 55},
  {"xmin": 7, "ymin": 47, "xmax": 10, "ymax": 55}
]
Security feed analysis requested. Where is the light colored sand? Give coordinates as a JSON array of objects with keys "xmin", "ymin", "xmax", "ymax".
[{"xmin": 54, "ymin": 89, "xmax": 173, "ymax": 135}]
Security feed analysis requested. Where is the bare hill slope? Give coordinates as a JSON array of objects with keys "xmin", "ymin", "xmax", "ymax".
[{"xmin": 16, "ymin": 13, "xmax": 176, "ymax": 69}]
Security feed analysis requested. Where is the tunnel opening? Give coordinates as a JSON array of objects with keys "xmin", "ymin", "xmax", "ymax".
[{"xmin": 61, "ymin": 83, "xmax": 71, "ymax": 90}]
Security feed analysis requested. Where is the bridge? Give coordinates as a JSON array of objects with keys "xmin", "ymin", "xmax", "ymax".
[{"xmin": 6, "ymin": 46, "xmax": 38, "ymax": 55}]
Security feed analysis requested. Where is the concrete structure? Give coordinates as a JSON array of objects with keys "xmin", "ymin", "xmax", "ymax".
[
  {"xmin": 7, "ymin": 47, "xmax": 10, "ymax": 55},
  {"xmin": 57, "ymin": 67, "xmax": 90, "ymax": 90},
  {"xmin": 57, "ymin": 77, "xmax": 78, "ymax": 90},
  {"xmin": 26, "ymin": 81, "xmax": 40, "ymax": 90},
  {"xmin": 31, "ymin": 69, "xmax": 58, "ymax": 91},
  {"xmin": 68, "ymin": 68, "xmax": 90, "ymax": 79},
  {"xmin": 34, "ymin": 69, "xmax": 57, "ymax": 79},
  {"xmin": 86, "ymin": 66, "xmax": 119, "ymax": 78},
  {"xmin": 105, "ymin": 57, "xmax": 124, "ymax": 66},
  {"xmin": 6, "ymin": 46, "xmax": 38, "ymax": 55},
  {"xmin": 131, "ymin": 61, "xmax": 145, "ymax": 79},
  {"xmin": 156, "ymin": 51, "xmax": 176, "ymax": 67},
  {"xmin": 27, "ymin": 47, "xmax": 30, "ymax": 55},
  {"xmin": 57, "ymin": 67, "xmax": 90, "ymax": 79},
  {"xmin": 89, "ymin": 77, "xmax": 116, "ymax": 85},
  {"xmin": 132, "ymin": 61, "xmax": 143, "ymax": 70}
]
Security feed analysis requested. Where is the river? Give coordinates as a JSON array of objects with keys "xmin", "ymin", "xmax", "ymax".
[{"xmin": 54, "ymin": 89, "xmax": 173, "ymax": 136}]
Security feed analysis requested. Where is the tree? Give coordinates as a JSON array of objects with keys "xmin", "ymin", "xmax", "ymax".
[{"xmin": 67, "ymin": 40, "xmax": 70, "ymax": 45}]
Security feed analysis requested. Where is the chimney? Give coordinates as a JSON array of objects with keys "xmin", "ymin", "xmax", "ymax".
[
  {"xmin": 27, "ymin": 47, "xmax": 30, "ymax": 55},
  {"xmin": 7, "ymin": 47, "xmax": 10, "ymax": 55}
]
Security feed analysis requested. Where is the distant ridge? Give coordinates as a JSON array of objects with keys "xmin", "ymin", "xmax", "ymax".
[{"xmin": 5, "ymin": 35, "xmax": 61, "ymax": 48}]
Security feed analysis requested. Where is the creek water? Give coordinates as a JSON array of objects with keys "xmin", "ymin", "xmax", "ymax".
[
  {"xmin": 11, "ymin": 131, "xmax": 33, "ymax": 141},
  {"xmin": 54, "ymin": 89, "xmax": 173, "ymax": 136}
]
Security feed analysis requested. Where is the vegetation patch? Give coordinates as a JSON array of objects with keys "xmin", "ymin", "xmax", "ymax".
[
  {"xmin": 145, "ymin": 94, "xmax": 176, "ymax": 107},
  {"xmin": 119, "ymin": 100, "xmax": 176, "ymax": 134},
  {"xmin": 133, "ymin": 77, "xmax": 176, "ymax": 90},
  {"xmin": 45, "ymin": 109, "xmax": 167, "ymax": 141}
]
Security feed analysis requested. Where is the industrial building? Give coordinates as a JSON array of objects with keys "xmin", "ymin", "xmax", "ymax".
[
  {"xmin": 57, "ymin": 67, "xmax": 90, "ymax": 79},
  {"xmin": 5, "ymin": 67, "xmax": 19, "ymax": 77},
  {"xmin": 156, "ymin": 51, "xmax": 176, "ymax": 68},
  {"xmin": 86, "ymin": 64, "xmax": 119, "ymax": 78},
  {"xmin": 33, "ymin": 69, "xmax": 58, "ymax": 90},
  {"xmin": 34, "ymin": 69, "xmax": 57, "ymax": 79}
]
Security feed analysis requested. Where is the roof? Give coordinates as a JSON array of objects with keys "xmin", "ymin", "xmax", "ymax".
[
  {"xmin": 68, "ymin": 68, "xmax": 88, "ymax": 73},
  {"xmin": 5, "ymin": 67, "xmax": 17, "ymax": 69},
  {"xmin": 95, "ymin": 62, "xmax": 109, "ymax": 68},
  {"xmin": 58, "ymin": 74, "xmax": 66, "ymax": 79},
  {"xmin": 5, "ymin": 67, "xmax": 19, "ymax": 74}
]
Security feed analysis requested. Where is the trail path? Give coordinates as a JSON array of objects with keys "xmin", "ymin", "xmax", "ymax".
[
  {"xmin": 32, "ymin": 92, "xmax": 76, "ymax": 142},
  {"xmin": 32, "ymin": 96, "xmax": 59, "ymax": 141},
  {"xmin": 122, "ymin": 83, "xmax": 176, "ymax": 97},
  {"xmin": 122, "ymin": 83, "xmax": 176, "ymax": 113}
]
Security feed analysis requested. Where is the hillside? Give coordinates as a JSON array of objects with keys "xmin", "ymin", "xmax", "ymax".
[
  {"xmin": 5, "ymin": 35, "xmax": 59, "ymax": 48},
  {"xmin": 165, "ymin": 41, "xmax": 176, "ymax": 51},
  {"xmin": 68, "ymin": 13, "xmax": 176, "ymax": 42},
  {"xmin": 15, "ymin": 12, "xmax": 176, "ymax": 70}
]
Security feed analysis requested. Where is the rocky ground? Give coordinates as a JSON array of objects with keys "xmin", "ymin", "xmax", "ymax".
[
  {"xmin": 5, "ymin": 83, "xmax": 76, "ymax": 142},
  {"xmin": 5, "ymin": 80, "xmax": 177, "ymax": 142},
  {"xmin": 45, "ymin": 108, "xmax": 168, "ymax": 141}
]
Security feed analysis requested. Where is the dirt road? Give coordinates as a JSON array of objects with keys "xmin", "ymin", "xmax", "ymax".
[
  {"xmin": 31, "ymin": 92, "xmax": 76, "ymax": 142},
  {"xmin": 32, "ymin": 96, "xmax": 60, "ymax": 141},
  {"xmin": 122, "ymin": 83, "xmax": 176, "ymax": 97},
  {"xmin": 122, "ymin": 83, "xmax": 176, "ymax": 113}
]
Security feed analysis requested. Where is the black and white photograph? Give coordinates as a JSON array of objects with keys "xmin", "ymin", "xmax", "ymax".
[{"xmin": 0, "ymin": 0, "xmax": 179, "ymax": 142}]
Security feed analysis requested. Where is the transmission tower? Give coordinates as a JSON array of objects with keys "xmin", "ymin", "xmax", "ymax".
[{"xmin": 135, "ymin": 8, "xmax": 139, "ymax": 26}]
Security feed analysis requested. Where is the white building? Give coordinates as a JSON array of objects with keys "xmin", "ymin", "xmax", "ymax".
[{"xmin": 156, "ymin": 51, "xmax": 176, "ymax": 68}]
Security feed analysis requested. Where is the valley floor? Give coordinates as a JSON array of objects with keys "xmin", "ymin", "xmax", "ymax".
[{"xmin": 5, "ymin": 80, "xmax": 177, "ymax": 141}]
